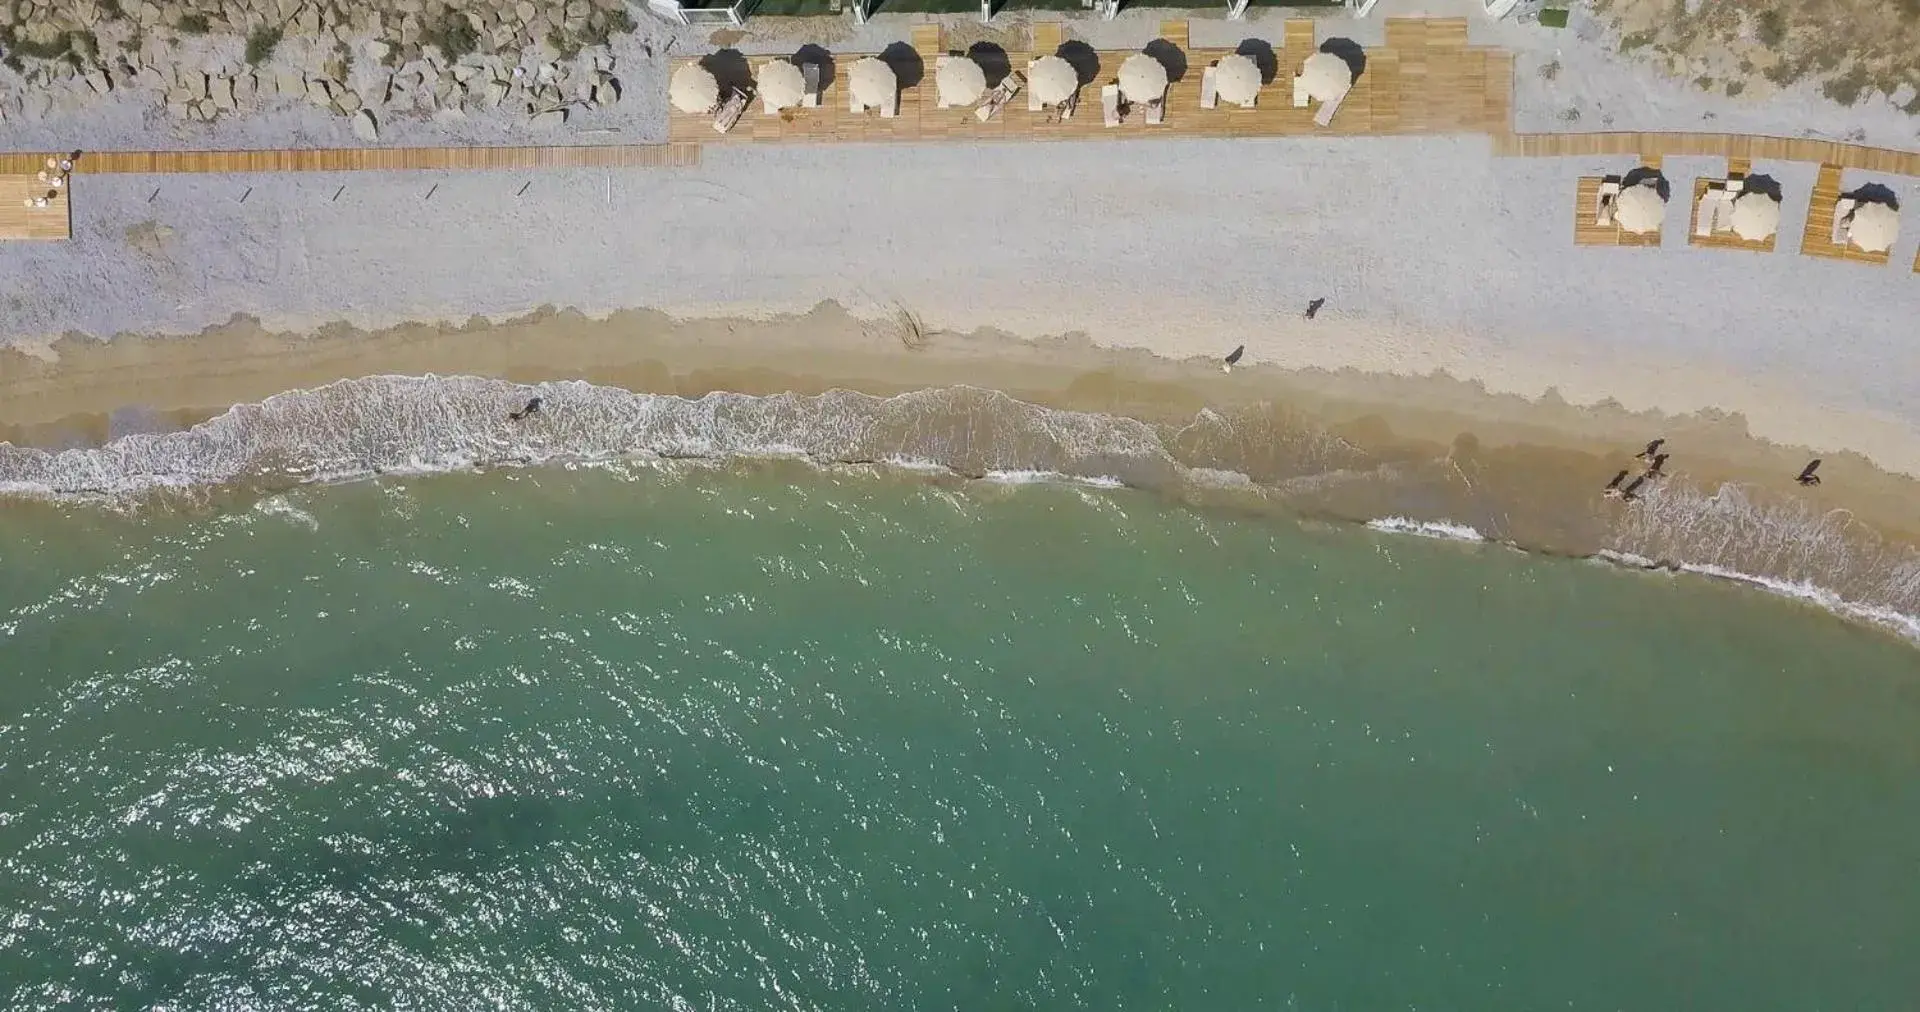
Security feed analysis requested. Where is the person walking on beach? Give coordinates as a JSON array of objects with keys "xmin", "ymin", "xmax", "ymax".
[
  {"xmin": 1638, "ymin": 438, "xmax": 1665, "ymax": 464},
  {"xmin": 1602, "ymin": 469, "xmax": 1630, "ymax": 494},
  {"xmin": 509, "ymin": 396, "xmax": 544, "ymax": 421},
  {"xmin": 1222, "ymin": 345, "xmax": 1245, "ymax": 373},
  {"xmin": 1644, "ymin": 453, "xmax": 1669, "ymax": 478},
  {"xmin": 1304, "ymin": 298, "xmax": 1326, "ymax": 320}
]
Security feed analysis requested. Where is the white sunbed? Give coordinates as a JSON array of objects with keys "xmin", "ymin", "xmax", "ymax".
[
  {"xmin": 712, "ymin": 88, "xmax": 748, "ymax": 134},
  {"xmin": 1291, "ymin": 74, "xmax": 1310, "ymax": 108},
  {"xmin": 1832, "ymin": 197, "xmax": 1856, "ymax": 244},
  {"xmin": 802, "ymin": 63, "xmax": 821, "ymax": 107},
  {"xmin": 1594, "ymin": 179, "xmax": 1622, "ymax": 225},
  {"xmin": 1102, "ymin": 83, "xmax": 1122, "ymax": 127},
  {"xmin": 1711, "ymin": 193, "xmax": 1736, "ymax": 233},
  {"xmin": 1200, "ymin": 64, "xmax": 1218, "ymax": 110},
  {"xmin": 975, "ymin": 71, "xmax": 1023, "ymax": 122},
  {"xmin": 1312, "ymin": 91, "xmax": 1342, "ymax": 127},
  {"xmin": 1694, "ymin": 188, "xmax": 1729, "ymax": 236},
  {"xmin": 1146, "ymin": 92, "xmax": 1166, "ymax": 125}
]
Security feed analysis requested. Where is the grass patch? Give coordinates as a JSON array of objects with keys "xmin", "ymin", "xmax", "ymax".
[
  {"xmin": 99, "ymin": 0, "xmax": 125, "ymax": 18},
  {"xmin": 1619, "ymin": 30, "xmax": 1654, "ymax": 51},
  {"xmin": 1725, "ymin": 80, "xmax": 1745, "ymax": 96},
  {"xmin": 421, "ymin": 12, "xmax": 479, "ymax": 62},
  {"xmin": 177, "ymin": 12, "xmax": 211, "ymax": 33},
  {"xmin": 1693, "ymin": 74, "xmax": 1714, "ymax": 89},
  {"xmin": 1821, "ymin": 64, "xmax": 1870, "ymax": 105},
  {"xmin": 1537, "ymin": 7, "xmax": 1569, "ymax": 28},
  {"xmin": 1755, "ymin": 9, "xmax": 1786, "ymax": 47},
  {"xmin": 245, "ymin": 24, "xmax": 282, "ymax": 65},
  {"xmin": 1538, "ymin": 58, "xmax": 1561, "ymax": 80}
]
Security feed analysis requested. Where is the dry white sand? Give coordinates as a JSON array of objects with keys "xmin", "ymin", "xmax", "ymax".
[{"xmin": 4, "ymin": 5, "xmax": 1920, "ymax": 475}]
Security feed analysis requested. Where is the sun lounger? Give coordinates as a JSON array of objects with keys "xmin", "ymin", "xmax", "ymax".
[
  {"xmin": 1312, "ymin": 91, "xmax": 1342, "ymax": 127},
  {"xmin": 1146, "ymin": 94, "xmax": 1166, "ymax": 125},
  {"xmin": 802, "ymin": 63, "xmax": 821, "ymax": 107},
  {"xmin": 881, "ymin": 87, "xmax": 898, "ymax": 118},
  {"xmin": 1061, "ymin": 89, "xmax": 1077, "ymax": 120},
  {"xmin": 712, "ymin": 87, "xmax": 748, "ymax": 134},
  {"xmin": 1694, "ymin": 188, "xmax": 1728, "ymax": 236},
  {"xmin": 1102, "ymin": 83, "xmax": 1122, "ymax": 127},
  {"xmin": 1200, "ymin": 63, "xmax": 1218, "ymax": 109},
  {"xmin": 975, "ymin": 71, "xmax": 1023, "ymax": 122},
  {"xmin": 1711, "ymin": 193, "xmax": 1736, "ymax": 233},
  {"xmin": 1832, "ymin": 197, "xmax": 1856, "ymax": 244},
  {"xmin": 1292, "ymin": 74, "xmax": 1309, "ymax": 108}
]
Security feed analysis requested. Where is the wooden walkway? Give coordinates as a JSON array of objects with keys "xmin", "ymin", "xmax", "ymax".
[
  {"xmin": 671, "ymin": 19, "xmax": 1511, "ymax": 146},
  {"xmin": 1494, "ymin": 131, "xmax": 1920, "ymax": 178},
  {"xmin": 0, "ymin": 143, "xmax": 700, "ymax": 177}
]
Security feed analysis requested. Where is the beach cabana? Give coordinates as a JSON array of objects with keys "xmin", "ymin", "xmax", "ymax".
[
  {"xmin": 1839, "ymin": 199, "xmax": 1899, "ymax": 254},
  {"xmin": 1118, "ymin": 52, "xmax": 1169, "ymax": 106},
  {"xmin": 670, "ymin": 64, "xmax": 720, "ymax": 114},
  {"xmin": 1028, "ymin": 54, "xmax": 1079, "ymax": 110},
  {"xmin": 757, "ymin": 60, "xmax": 806, "ymax": 114},
  {"xmin": 935, "ymin": 54, "xmax": 987, "ymax": 108},
  {"xmin": 1730, "ymin": 192, "xmax": 1781, "ymax": 242},
  {"xmin": 848, "ymin": 56, "xmax": 898, "ymax": 116},
  {"xmin": 1615, "ymin": 183, "xmax": 1666, "ymax": 235},
  {"xmin": 1213, "ymin": 53, "xmax": 1261, "ymax": 107}
]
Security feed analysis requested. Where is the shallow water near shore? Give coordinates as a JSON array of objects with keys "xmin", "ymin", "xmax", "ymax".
[{"xmin": 3, "ymin": 463, "xmax": 1918, "ymax": 1009}]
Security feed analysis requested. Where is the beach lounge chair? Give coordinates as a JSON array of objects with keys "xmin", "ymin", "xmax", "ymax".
[
  {"xmin": 1200, "ymin": 63, "xmax": 1218, "ymax": 109},
  {"xmin": 1292, "ymin": 74, "xmax": 1310, "ymax": 108},
  {"xmin": 802, "ymin": 64, "xmax": 821, "ymax": 107},
  {"xmin": 1710, "ymin": 193, "xmax": 1736, "ymax": 233},
  {"xmin": 712, "ymin": 87, "xmax": 748, "ymax": 134},
  {"xmin": 1102, "ymin": 83, "xmax": 1122, "ymax": 127},
  {"xmin": 975, "ymin": 71, "xmax": 1023, "ymax": 122},
  {"xmin": 1146, "ymin": 93, "xmax": 1166, "ymax": 125},
  {"xmin": 1832, "ymin": 197, "xmax": 1856, "ymax": 244},
  {"xmin": 1694, "ymin": 188, "xmax": 1728, "ymax": 236},
  {"xmin": 881, "ymin": 87, "xmax": 898, "ymax": 118},
  {"xmin": 1594, "ymin": 178, "xmax": 1622, "ymax": 224}
]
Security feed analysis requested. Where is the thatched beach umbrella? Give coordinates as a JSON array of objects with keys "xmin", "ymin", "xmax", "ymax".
[
  {"xmin": 1730, "ymin": 192, "xmax": 1781, "ymax": 242},
  {"xmin": 1847, "ymin": 200, "xmax": 1899, "ymax": 253},
  {"xmin": 670, "ymin": 63, "xmax": 720, "ymax": 114},
  {"xmin": 849, "ymin": 56, "xmax": 897, "ymax": 110},
  {"xmin": 1299, "ymin": 51, "xmax": 1352, "ymax": 103},
  {"xmin": 1615, "ymin": 183, "xmax": 1666, "ymax": 234},
  {"xmin": 1029, "ymin": 54, "xmax": 1078, "ymax": 107},
  {"xmin": 936, "ymin": 54, "xmax": 987, "ymax": 107},
  {"xmin": 1215, "ymin": 53, "xmax": 1261, "ymax": 106},
  {"xmin": 1118, "ymin": 52, "xmax": 1169, "ymax": 104},
  {"xmin": 758, "ymin": 59, "xmax": 806, "ymax": 111}
]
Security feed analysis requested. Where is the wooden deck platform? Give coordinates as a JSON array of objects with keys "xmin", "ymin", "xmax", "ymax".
[
  {"xmin": 670, "ymin": 19, "xmax": 1513, "ymax": 146},
  {"xmin": 1687, "ymin": 159, "xmax": 1776, "ymax": 254},
  {"xmin": 1800, "ymin": 163, "xmax": 1893, "ymax": 267},
  {"xmin": 0, "ymin": 174, "xmax": 71, "ymax": 240},
  {"xmin": 1495, "ymin": 131, "xmax": 1920, "ymax": 178},
  {"xmin": 1573, "ymin": 173, "xmax": 1662, "ymax": 248}
]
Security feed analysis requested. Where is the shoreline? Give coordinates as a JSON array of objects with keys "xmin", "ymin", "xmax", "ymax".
[{"xmin": 6, "ymin": 302, "xmax": 1920, "ymax": 643}]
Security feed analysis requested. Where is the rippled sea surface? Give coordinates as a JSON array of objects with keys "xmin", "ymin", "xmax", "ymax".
[{"xmin": 3, "ymin": 464, "xmax": 1918, "ymax": 1010}]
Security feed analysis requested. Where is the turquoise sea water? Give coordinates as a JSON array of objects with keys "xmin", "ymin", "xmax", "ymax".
[{"xmin": 3, "ymin": 463, "xmax": 1918, "ymax": 1010}]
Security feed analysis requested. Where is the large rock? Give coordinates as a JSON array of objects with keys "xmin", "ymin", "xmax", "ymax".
[
  {"xmin": 276, "ymin": 66, "xmax": 305, "ymax": 96},
  {"xmin": 351, "ymin": 108, "xmax": 378, "ymax": 141},
  {"xmin": 514, "ymin": 0, "xmax": 536, "ymax": 23},
  {"xmin": 335, "ymin": 88, "xmax": 362, "ymax": 113},
  {"xmin": 305, "ymin": 77, "xmax": 333, "ymax": 106},
  {"xmin": 592, "ymin": 78, "xmax": 620, "ymax": 106},
  {"xmin": 85, "ymin": 69, "xmax": 112, "ymax": 93},
  {"xmin": 210, "ymin": 75, "xmax": 236, "ymax": 110},
  {"xmin": 484, "ymin": 79, "xmax": 509, "ymax": 107},
  {"xmin": 528, "ymin": 107, "xmax": 565, "ymax": 129}
]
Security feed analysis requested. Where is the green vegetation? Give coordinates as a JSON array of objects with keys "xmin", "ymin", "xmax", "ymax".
[
  {"xmin": 1821, "ymin": 64, "xmax": 1870, "ymax": 105},
  {"xmin": 177, "ymin": 12, "xmax": 211, "ymax": 33},
  {"xmin": 245, "ymin": 24, "xmax": 282, "ymax": 65},
  {"xmin": 1619, "ymin": 30, "xmax": 1654, "ymax": 51},
  {"xmin": 421, "ymin": 13, "xmax": 479, "ymax": 61},
  {"xmin": 1537, "ymin": 8, "xmax": 1569, "ymax": 28},
  {"xmin": 1724, "ymin": 80, "xmax": 1745, "ymax": 96},
  {"xmin": 1755, "ymin": 9, "xmax": 1786, "ymax": 47},
  {"xmin": 1537, "ymin": 58, "xmax": 1561, "ymax": 80}
]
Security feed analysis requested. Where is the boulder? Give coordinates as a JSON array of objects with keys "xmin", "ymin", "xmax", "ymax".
[
  {"xmin": 351, "ymin": 107, "xmax": 378, "ymax": 141},
  {"xmin": 305, "ymin": 77, "xmax": 333, "ymax": 106},
  {"xmin": 528, "ymin": 107, "xmax": 565, "ymax": 129},
  {"xmin": 335, "ymin": 88, "xmax": 362, "ymax": 113},
  {"xmin": 515, "ymin": 0, "xmax": 536, "ymax": 23},
  {"xmin": 484, "ymin": 79, "xmax": 509, "ymax": 106},
  {"xmin": 366, "ymin": 39, "xmax": 392, "ymax": 63},
  {"xmin": 210, "ymin": 75, "xmax": 236, "ymax": 110},
  {"xmin": 593, "ymin": 78, "xmax": 619, "ymax": 106},
  {"xmin": 136, "ymin": 65, "xmax": 168, "ymax": 90},
  {"xmin": 276, "ymin": 66, "xmax": 305, "ymax": 96},
  {"xmin": 85, "ymin": 69, "xmax": 112, "ymax": 93}
]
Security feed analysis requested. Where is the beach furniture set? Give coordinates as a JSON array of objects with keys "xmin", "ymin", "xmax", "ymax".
[{"xmin": 22, "ymin": 157, "xmax": 72, "ymax": 210}]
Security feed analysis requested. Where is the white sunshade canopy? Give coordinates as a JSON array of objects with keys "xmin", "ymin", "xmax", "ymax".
[
  {"xmin": 1847, "ymin": 200, "xmax": 1899, "ymax": 253},
  {"xmin": 1215, "ymin": 53, "xmax": 1262, "ymax": 105},
  {"xmin": 670, "ymin": 63, "xmax": 719, "ymax": 114},
  {"xmin": 1118, "ymin": 52, "xmax": 1169, "ymax": 104},
  {"xmin": 936, "ymin": 55, "xmax": 986, "ymax": 107},
  {"xmin": 1730, "ymin": 192, "xmax": 1781, "ymax": 241},
  {"xmin": 849, "ymin": 57, "xmax": 897, "ymax": 110},
  {"xmin": 1299, "ymin": 51, "xmax": 1352, "ymax": 103},
  {"xmin": 758, "ymin": 60, "xmax": 806, "ymax": 110},
  {"xmin": 1615, "ymin": 183, "xmax": 1666, "ymax": 234},
  {"xmin": 1029, "ymin": 55, "xmax": 1078, "ymax": 106}
]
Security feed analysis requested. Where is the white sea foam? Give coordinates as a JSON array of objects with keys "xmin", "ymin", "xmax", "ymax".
[{"xmin": 1366, "ymin": 517, "xmax": 1489, "ymax": 543}]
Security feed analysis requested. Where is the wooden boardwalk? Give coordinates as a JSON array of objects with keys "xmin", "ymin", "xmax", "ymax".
[
  {"xmin": 1800, "ymin": 162, "xmax": 1892, "ymax": 267},
  {"xmin": 0, "ymin": 143, "xmax": 699, "ymax": 176},
  {"xmin": 1495, "ymin": 131, "xmax": 1920, "ymax": 178},
  {"xmin": 671, "ymin": 19, "xmax": 1512, "ymax": 146},
  {"xmin": 0, "ymin": 174, "xmax": 71, "ymax": 240}
]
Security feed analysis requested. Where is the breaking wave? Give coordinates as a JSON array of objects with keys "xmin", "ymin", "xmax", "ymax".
[{"xmin": 3, "ymin": 374, "xmax": 1917, "ymax": 644}]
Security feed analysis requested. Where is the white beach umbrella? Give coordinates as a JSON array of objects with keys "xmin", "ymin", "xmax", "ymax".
[
  {"xmin": 1029, "ymin": 54, "xmax": 1078, "ymax": 107},
  {"xmin": 1118, "ymin": 52, "xmax": 1169, "ymax": 104},
  {"xmin": 669, "ymin": 63, "xmax": 719, "ymax": 114},
  {"xmin": 1615, "ymin": 183, "xmax": 1666, "ymax": 235},
  {"xmin": 1729, "ymin": 192, "xmax": 1781, "ymax": 242},
  {"xmin": 848, "ymin": 57, "xmax": 897, "ymax": 110},
  {"xmin": 1299, "ymin": 51, "xmax": 1352, "ymax": 103},
  {"xmin": 758, "ymin": 59, "xmax": 806, "ymax": 111},
  {"xmin": 936, "ymin": 55, "xmax": 987, "ymax": 107},
  {"xmin": 1215, "ymin": 53, "xmax": 1262, "ymax": 106},
  {"xmin": 1846, "ymin": 200, "xmax": 1899, "ymax": 253}
]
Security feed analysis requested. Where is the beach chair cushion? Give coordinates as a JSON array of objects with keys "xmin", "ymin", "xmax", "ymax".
[
  {"xmin": 1200, "ymin": 64, "xmax": 1218, "ymax": 110},
  {"xmin": 1292, "ymin": 75, "xmax": 1309, "ymax": 107},
  {"xmin": 1102, "ymin": 84, "xmax": 1121, "ymax": 126}
]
